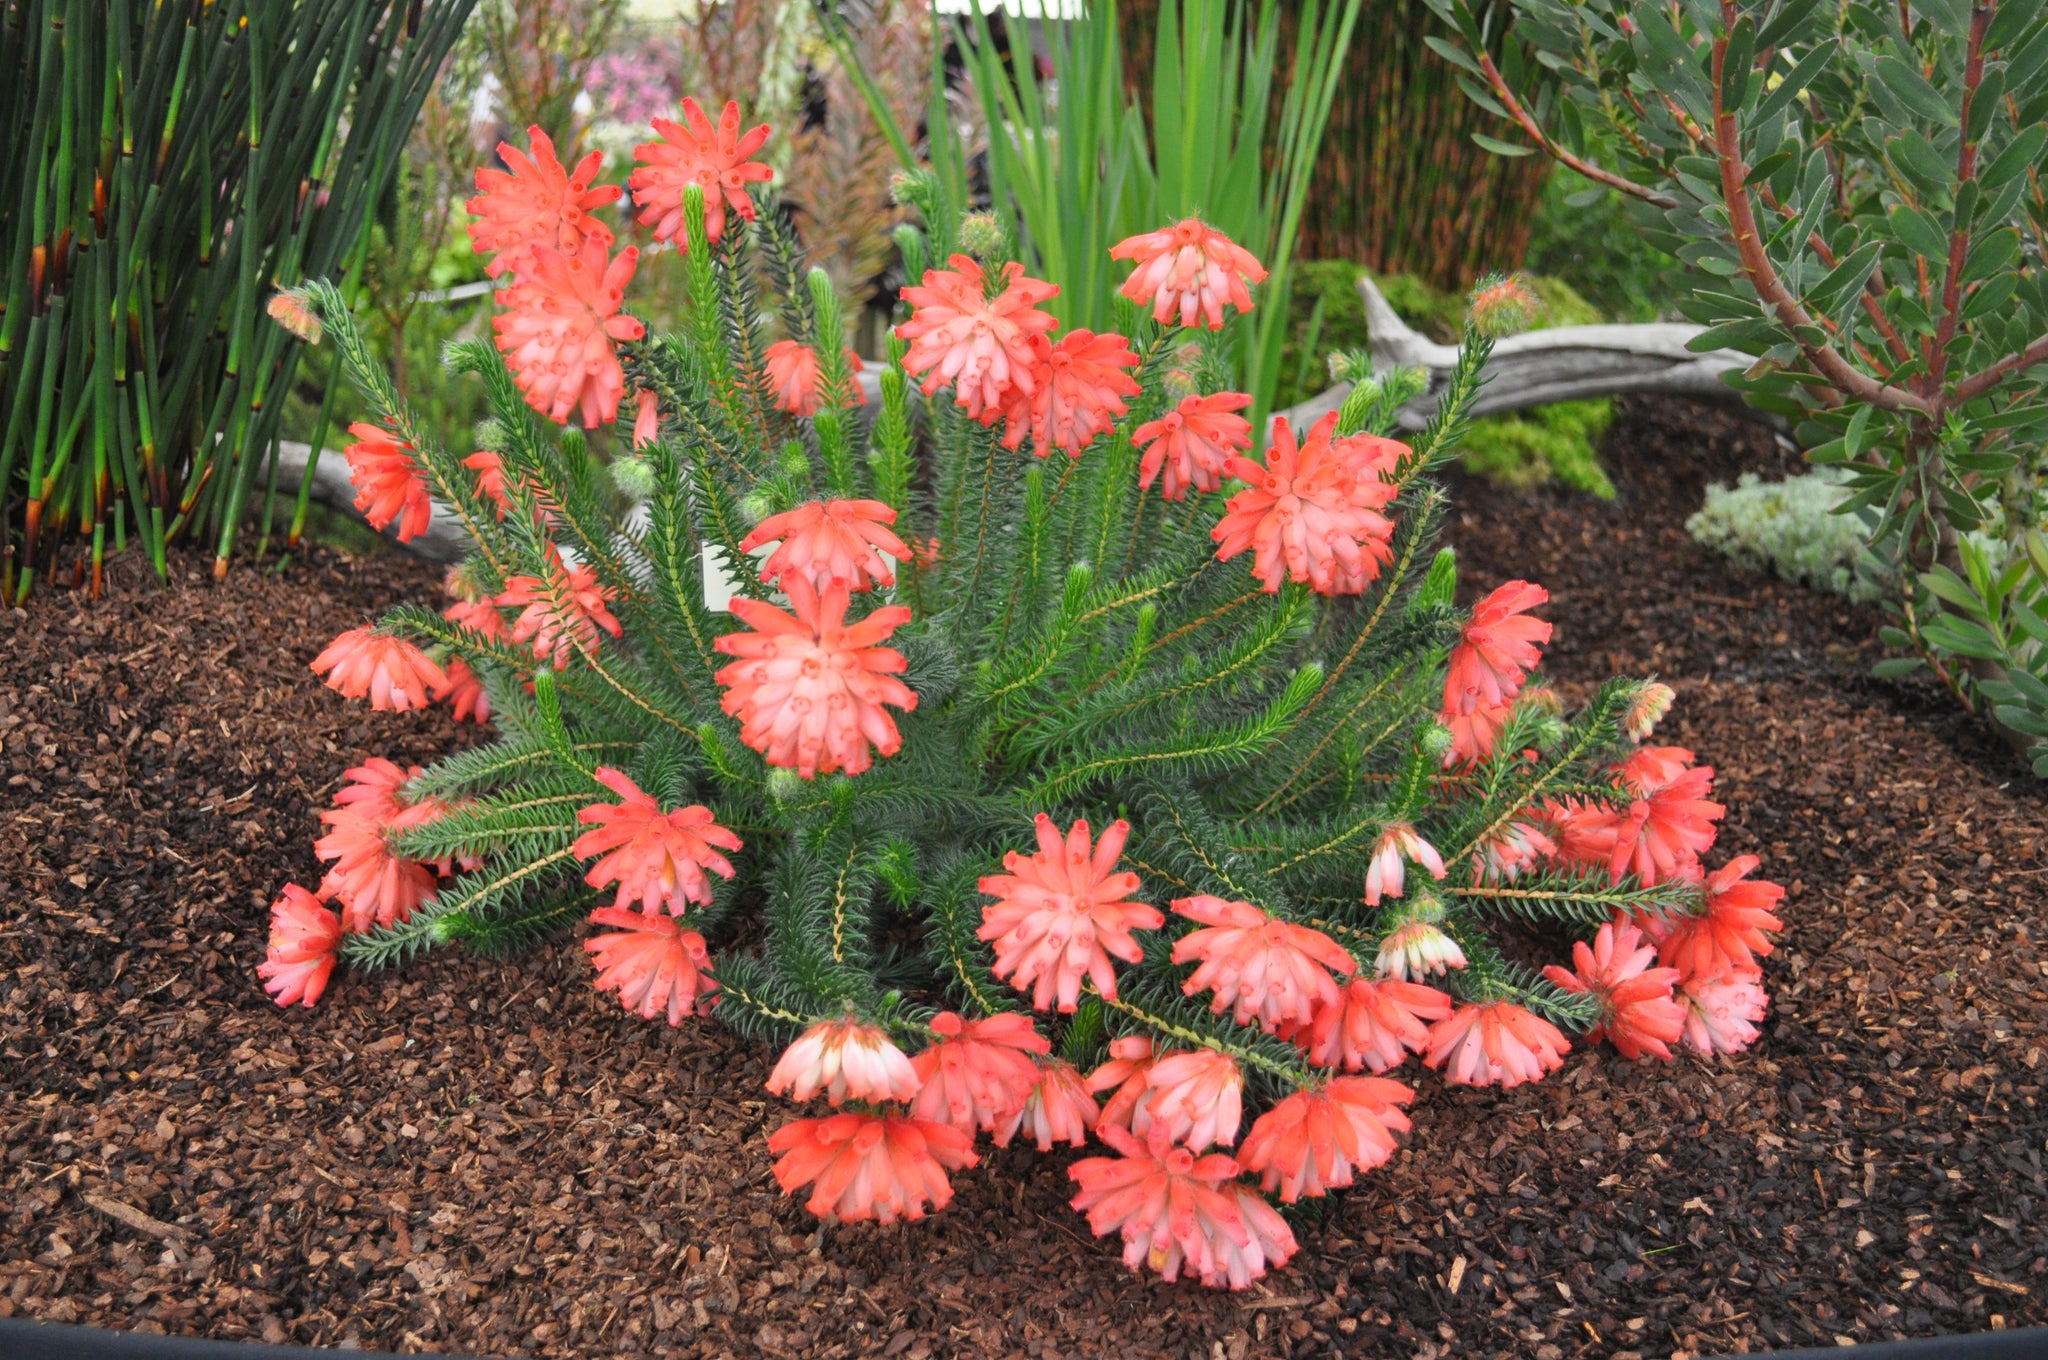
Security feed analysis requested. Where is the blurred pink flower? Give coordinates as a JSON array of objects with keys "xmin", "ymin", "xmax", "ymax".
[
  {"xmin": 1237, "ymin": 1076, "xmax": 1414, "ymax": 1201},
  {"xmin": 767, "ymin": 1017, "xmax": 921, "ymax": 1106},
  {"xmin": 1134, "ymin": 392, "xmax": 1253, "ymax": 501},
  {"xmin": 631, "ymin": 98, "xmax": 773, "ymax": 248},
  {"xmin": 1110, "ymin": 218, "xmax": 1267, "ymax": 329},
  {"xmin": 466, "ymin": 125, "xmax": 621, "ymax": 280},
  {"xmin": 1212, "ymin": 413, "xmax": 1398, "ymax": 596},
  {"xmin": 492, "ymin": 238, "xmax": 644, "ymax": 428},
  {"xmin": 910, "ymin": 1011, "xmax": 1048, "ymax": 1137},
  {"xmin": 770, "ymin": 1111, "xmax": 976, "ymax": 1224}
]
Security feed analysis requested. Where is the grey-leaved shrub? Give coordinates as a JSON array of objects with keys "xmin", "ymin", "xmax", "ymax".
[{"xmin": 1686, "ymin": 470, "xmax": 1886, "ymax": 605}]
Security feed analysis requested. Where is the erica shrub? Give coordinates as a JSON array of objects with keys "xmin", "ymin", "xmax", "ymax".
[{"xmin": 259, "ymin": 101, "xmax": 1785, "ymax": 1289}]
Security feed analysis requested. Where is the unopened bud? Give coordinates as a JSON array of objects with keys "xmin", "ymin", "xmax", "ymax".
[
  {"xmin": 443, "ymin": 562, "xmax": 485, "ymax": 603},
  {"xmin": 611, "ymin": 456, "xmax": 656, "ymax": 502},
  {"xmin": 888, "ymin": 170, "xmax": 928, "ymax": 208},
  {"xmin": 1625, "ymin": 681, "xmax": 1676, "ymax": 742},
  {"xmin": 266, "ymin": 289, "xmax": 322, "ymax": 345},
  {"xmin": 1420, "ymin": 720, "xmax": 1455, "ymax": 759},
  {"xmin": 767, "ymin": 768, "xmax": 804, "ymax": 802},
  {"xmin": 1467, "ymin": 272, "xmax": 1540, "ymax": 339},
  {"xmin": 957, "ymin": 211, "xmax": 1005, "ymax": 262},
  {"xmin": 739, "ymin": 490, "xmax": 777, "ymax": 524}
]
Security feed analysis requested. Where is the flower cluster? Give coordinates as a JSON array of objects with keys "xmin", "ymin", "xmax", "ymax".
[{"xmin": 273, "ymin": 94, "xmax": 1792, "ymax": 1297}]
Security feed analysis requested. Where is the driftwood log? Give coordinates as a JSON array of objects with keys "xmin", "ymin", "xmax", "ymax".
[
  {"xmin": 1273, "ymin": 274, "xmax": 1759, "ymax": 437},
  {"xmin": 289, "ymin": 287, "xmax": 1763, "ymax": 558}
]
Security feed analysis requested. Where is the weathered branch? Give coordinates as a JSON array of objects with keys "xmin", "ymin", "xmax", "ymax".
[{"xmin": 1275, "ymin": 275, "xmax": 1769, "ymax": 437}]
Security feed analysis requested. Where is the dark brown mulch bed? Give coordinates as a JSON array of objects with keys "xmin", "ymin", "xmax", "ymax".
[{"xmin": 4, "ymin": 398, "xmax": 2046, "ymax": 1360}]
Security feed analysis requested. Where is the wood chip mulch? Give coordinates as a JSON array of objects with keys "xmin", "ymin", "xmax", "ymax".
[{"xmin": 4, "ymin": 398, "xmax": 2046, "ymax": 1359}]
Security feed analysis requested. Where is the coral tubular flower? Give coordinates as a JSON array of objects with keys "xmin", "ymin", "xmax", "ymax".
[
  {"xmin": 1110, "ymin": 218, "xmax": 1268, "ymax": 330},
  {"xmin": 633, "ymin": 389, "xmax": 660, "ymax": 449},
  {"xmin": 764, "ymin": 340, "xmax": 867, "ymax": 418},
  {"xmin": 572, "ymin": 766, "xmax": 742, "ymax": 915},
  {"xmin": 462, "ymin": 450, "xmax": 554, "ymax": 525},
  {"xmin": 630, "ymin": 97, "xmax": 773, "ymax": 248},
  {"xmin": 315, "ymin": 776, "xmax": 440, "ymax": 936},
  {"xmin": 1293, "ymin": 976, "xmax": 1453, "ymax": 1073},
  {"xmin": 1678, "ymin": 971, "xmax": 1768, "ymax": 1055},
  {"xmin": 1005, "ymin": 329, "xmax": 1141, "ymax": 459},
  {"xmin": 1086, "ymin": 1035, "xmax": 1159, "ymax": 1133},
  {"xmin": 1170, "ymin": 896, "xmax": 1356, "ymax": 1032},
  {"xmin": 1542, "ymin": 921, "xmax": 1685, "ymax": 1060},
  {"xmin": 1363, "ymin": 822, "xmax": 1446, "ymax": 907},
  {"xmin": 740, "ymin": 498, "xmax": 912, "ymax": 594},
  {"xmin": 328, "ymin": 756, "xmax": 418, "ymax": 823},
  {"xmin": 492, "ymin": 237, "xmax": 645, "ymax": 428},
  {"xmin": 1440, "ymin": 696, "xmax": 1513, "ymax": 768},
  {"xmin": 995, "ymin": 1060, "xmax": 1100, "ymax": 1151},
  {"xmin": 258, "ymin": 884, "xmax": 341, "ymax": 1009},
  {"xmin": 585, "ymin": 907, "xmax": 717, "ymax": 1024},
  {"xmin": 444, "ymin": 596, "xmax": 508, "ymax": 642},
  {"xmin": 497, "ymin": 549, "xmax": 624, "ymax": 669},
  {"xmin": 1470, "ymin": 819, "xmax": 1558, "ymax": 885},
  {"xmin": 1444, "ymin": 580, "xmax": 1551, "ymax": 716},
  {"xmin": 1606, "ymin": 746, "xmax": 1725, "ymax": 887},
  {"xmin": 713, "ymin": 576, "xmax": 918, "ymax": 779},
  {"xmin": 1212, "ymin": 412, "xmax": 1398, "ymax": 596},
  {"xmin": 1138, "ymin": 1046, "xmax": 1244, "ymax": 1152},
  {"xmin": 976, "ymin": 814, "xmax": 1162, "ymax": 1012},
  {"xmin": 1134, "ymin": 391, "xmax": 1254, "ymax": 500},
  {"xmin": 1659, "ymin": 855, "xmax": 1784, "ymax": 981},
  {"xmin": 1237, "ymin": 1077, "xmax": 1415, "ymax": 1201},
  {"xmin": 1373, "ymin": 917, "xmax": 1467, "ymax": 981},
  {"xmin": 1540, "ymin": 796, "xmax": 1624, "ymax": 876},
  {"xmin": 340, "ymin": 423, "xmax": 432, "ymax": 543},
  {"xmin": 1424, "ymin": 1001, "xmax": 1570, "ymax": 1088},
  {"xmin": 910, "ymin": 1011, "xmax": 1049, "ymax": 1136},
  {"xmin": 896, "ymin": 255, "xmax": 1060, "ymax": 419},
  {"xmin": 1068, "ymin": 1124, "xmax": 1290, "ymax": 1288},
  {"xmin": 767, "ymin": 1017, "xmax": 921, "ymax": 1106},
  {"xmin": 434, "ymin": 658, "xmax": 492, "ymax": 724},
  {"xmin": 466, "ymin": 125, "xmax": 621, "ymax": 279},
  {"xmin": 770, "ymin": 1111, "xmax": 977, "ymax": 1225},
  {"xmin": 1625, "ymin": 681, "xmax": 1677, "ymax": 741},
  {"xmin": 1200, "ymin": 1182, "xmax": 1300, "ymax": 1290},
  {"xmin": 311, "ymin": 627, "xmax": 447, "ymax": 713}
]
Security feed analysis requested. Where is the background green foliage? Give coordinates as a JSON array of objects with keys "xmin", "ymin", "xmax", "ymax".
[
  {"xmin": 1276, "ymin": 263, "xmax": 1616, "ymax": 499},
  {"xmin": 0, "ymin": 0, "xmax": 478, "ymax": 599},
  {"xmin": 840, "ymin": 0, "xmax": 1365, "ymax": 431},
  {"xmin": 1428, "ymin": 0, "xmax": 2048, "ymax": 772}
]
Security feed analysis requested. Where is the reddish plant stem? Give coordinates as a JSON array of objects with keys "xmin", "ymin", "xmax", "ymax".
[
  {"xmin": 1471, "ymin": 51, "xmax": 1678, "ymax": 210},
  {"xmin": 1927, "ymin": 5, "xmax": 1992, "ymax": 396},
  {"xmin": 1707, "ymin": 21, "xmax": 1933, "ymax": 416}
]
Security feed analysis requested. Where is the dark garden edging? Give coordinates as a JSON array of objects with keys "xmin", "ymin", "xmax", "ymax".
[
  {"xmin": 4, "ymin": 1318, "xmax": 2045, "ymax": 1359},
  {"xmin": 0, "ymin": 1319, "xmax": 461, "ymax": 1359}
]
